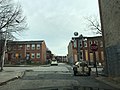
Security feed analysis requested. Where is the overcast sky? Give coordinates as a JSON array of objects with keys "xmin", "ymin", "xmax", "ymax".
[{"xmin": 14, "ymin": 0, "xmax": 100, "ymax": 56}]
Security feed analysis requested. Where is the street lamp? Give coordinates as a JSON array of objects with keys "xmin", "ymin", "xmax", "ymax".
[{"xmin": 78, "ymin": 34, "xmax": 83, "ymax": 61}]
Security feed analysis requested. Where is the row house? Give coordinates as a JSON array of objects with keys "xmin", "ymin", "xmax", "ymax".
[
  {"xmin": 67, "ymin": 40, "xmax": 77, "ymax": 65},
  {"xmin": 55, "ymin": 56, "xmax": 67, "ymax": 63},
  {"xmin": 6, "ymin": 40, "xmax": 47, "ymax": 65},
  {"xmin": 46, "ymin": 49, "xmax": 53, "ymax": 64},
  {"xmin": 68, "ymin": 35, "xmax": 104, "ymax": 66}
]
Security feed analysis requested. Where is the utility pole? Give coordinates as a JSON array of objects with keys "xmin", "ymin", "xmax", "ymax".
[
  {"xmin": 0, "ymin": 31, "xmax": 7, "ymax": 71},
  {"xmin": 73, "ymin": 32, "xmax": 83, "ymax": 62},
  {"xmin": 90, "ymin": 43, "xmax": 98, "ymax": 77}
]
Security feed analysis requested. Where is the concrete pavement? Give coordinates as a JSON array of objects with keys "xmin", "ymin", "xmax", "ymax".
[
  {"xmin": 0, "ymin": 69, "xmax": 25, "ymax": 86},
  {"xmin": 91, "ymin": 67, "xmax": 120, "ymax": 89},
  {"xmin": 0, "ymin": 64, "xmax": 69, "ymax": 86},
  {"xmin": 0, "ymin": 64, "xmax": 120, "ymax": 90}
]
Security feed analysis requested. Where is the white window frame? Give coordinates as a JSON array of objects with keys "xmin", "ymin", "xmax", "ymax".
[
  {"xmin": 18, "ymin": 45, "xmax": 23, "ymax": 50},
  {"xmin": 37, "ymin": 44, "xmax": 40, "ymax": 50},
  {"xmin": 32, "ymin": 44, "xmax": 35, "ymax": 50},
  {"xmin": 36, "ymin": 53, "xmax": 40, "ymax": 58},
  {"xmin": 27, "ymin": 45, "xmax": 30, "ymax": 50},
  {"xmin": 31, "ymin": 53, "xmax": 35, "ymax": 59},
  {"xmin": 84, "ymin": 41, "xmax": 87, "ymax": 47}
]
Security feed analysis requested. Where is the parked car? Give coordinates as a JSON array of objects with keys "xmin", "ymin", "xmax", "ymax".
[
  {"xmin": 73, "ymin": 61, "xmax": 91, "ymax": 76},
  {"xmin": 51, "ymin": 60, "xmax": 58, "ymax": 66}
]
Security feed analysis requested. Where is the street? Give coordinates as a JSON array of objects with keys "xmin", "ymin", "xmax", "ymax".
[{"xmin": 0, "ymin": 63, "xmax": 118, "ymax": 90}]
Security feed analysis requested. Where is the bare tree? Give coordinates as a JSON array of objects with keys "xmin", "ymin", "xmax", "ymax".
[
  {"xmin": 85, "ymin": 16, "xmax": 102, "ymax": 35},
  {"xmin": 0, "ymin": 0, "xmax": 27, "ymax": 71},
  {"xmin": 0, "ymin": 0, "xmax": 27, "ymax": 39}
]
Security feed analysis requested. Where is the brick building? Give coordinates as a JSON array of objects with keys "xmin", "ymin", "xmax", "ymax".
[
  {"xmin": 67, "ymin": 40, "xmax": 77, "ymax": 65},
  {"xmin": 46, "ymin": 49, "xmax": 53, "ymax": 64},
  {"xmin": 55, "ymin": 56, "xmax": 67, "ymax": 63},
  {"xmin": 68, "ymin": 35, "xmax": 104, "ymax": 66},
  {"xmin": 6, "ymin": 40, "xmax": 47, "ymax": 65},
  {"xmin": 82, "ymin": 36, "xmax": 104, "ymax": 65}
]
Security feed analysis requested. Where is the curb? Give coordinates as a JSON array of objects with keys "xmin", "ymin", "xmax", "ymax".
[
  {"xmin": 4, "ymin": 65, "xmax": 35, "ymax": 67},
  {"xmin": 18, "ymin": 71, "xmax": 25, "ymax": 78},
  {"xmin": 0, "ymin": 76, "xmax": 18, "ymax": 86},
  {"xmin": 0, "ymin": 71, "xmax": 25, "ymax": 86}
]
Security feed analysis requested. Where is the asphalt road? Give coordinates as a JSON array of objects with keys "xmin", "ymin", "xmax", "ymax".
[{"xmin": 0, "ymin": 63, "xmax": 118, "ymax": 90}]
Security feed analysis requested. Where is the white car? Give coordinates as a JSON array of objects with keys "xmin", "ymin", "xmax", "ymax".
[{"xmin": 51, "ymin": 60, "xmax": 58, "ymax": 66}]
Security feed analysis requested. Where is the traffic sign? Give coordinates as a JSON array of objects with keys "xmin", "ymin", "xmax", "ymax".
[{"xmin": 90, "ymin": 43, "xmax": 98, "ymax": 51}]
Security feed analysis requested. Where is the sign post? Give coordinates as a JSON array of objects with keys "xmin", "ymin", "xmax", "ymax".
[{"xmin": 90, "ymin": 43, "xmax": 98, "ymax": 77}]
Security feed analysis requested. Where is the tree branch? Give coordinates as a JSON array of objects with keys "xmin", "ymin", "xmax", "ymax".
[{"xmin": 85, "ymin": 16, "xmax": 102, "ymax": 34}]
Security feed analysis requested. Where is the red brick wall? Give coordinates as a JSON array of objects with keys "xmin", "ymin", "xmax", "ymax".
[
  {"xmin": 7, "ymin": 41, "xmax": 47, "ymax": 65},
  {"xmin": 41, "ymin": 41, "xmax": 46, "ymax": 64}
]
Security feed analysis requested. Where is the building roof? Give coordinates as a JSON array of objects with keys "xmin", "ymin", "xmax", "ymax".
[
  {"xmin": 8, "ymin": 40, "xmax": 45, "ymax": 45},
  {"xmin": 72, "ymin": 36, "xmax": 102, "ymax": 40}
]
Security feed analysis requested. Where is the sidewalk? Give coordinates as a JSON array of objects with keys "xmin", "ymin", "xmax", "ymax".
[
  {"xmin": 96, "ymin": 76, "xmax": 120, "ymax": 89},
  {"xmin": 4, "ymin": 64, "xmax": 51, "ymax": 67},
  {"xmin": 0, "ymin": 70, "xmax": 25, "ymax": 86},
  {"xmin": 0, "ymin": 64, "xmax": 52, "ymax": 86}
]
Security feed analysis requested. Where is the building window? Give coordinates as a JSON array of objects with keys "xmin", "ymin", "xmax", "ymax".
[
  {"xmin": 85, "ymin": 50, "xmax": 88, "ymax": 61},
  {"xmin": 31, "ymin": 53, "xmax": 35, "ymax": 59},
  {"xmin": 32, "ymin": 44, "xmax": 35, "ymax": 50},
  {"xmin": 12, "ymin": 53, "xmax": 16, "ymax": 58},
  {"xmin": 94, "ymin": 40, "xmax": 98, "ymax": 45},
  {"xmin": 79, "ymin": 41, "xmax": 82, "ymax": 47},
  {"xmin": 27, "ymin": 45, "xmax": 30, "ymax": 50},
  {"xmin": 100, "ymin": 41, "xmax": 103, "ymax": 47},
  {"xmin": 18, "ymin": 45, "xmax": 23, "ymax": 50},
  {"xmin": 73, "ymin": 40, "xmax": 77, "ymax": 48},
  {"xmin": 89, "ymin": 41, "xmax": 92, "ymax": 44},
  {"xmin": 37, "ymin": 44, "xmax": 40, "ymax": 50},
  {"xmin": 26, "ymin": 53, "xmax": 30, "ymax": 60},
  {"xmin": 36, "ymin": 53, "xmax": 40, "ymax": 58},
  {"xmin": 13, "ymin": 46, "xmax": 17, "ymax": 50},
  {"xmin": 18, "ymin": 53, "xmax": 22, "ymax": 59},
  {"xmin": 84, "ymin": 41, "xmax": 87, "ymax": 47},
  {"xmin": 90, "ymin": 53, "xmax": 93, "ymax": 62},
  {"xmin": 89, "ymin": 41, "xmax": 92, "ymax": 46},
  {"xmin": 16, "ymin": 53, "xmax": 19, "ymax": 59}
]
